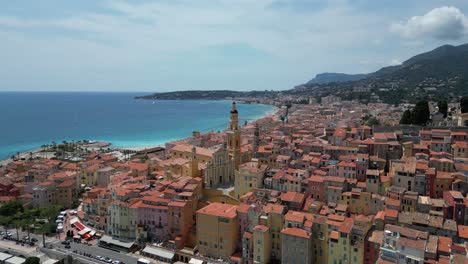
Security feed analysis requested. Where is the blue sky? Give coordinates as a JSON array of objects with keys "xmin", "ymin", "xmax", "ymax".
[{"xmin": 1, "ymin": 0, "xmax": 468, "ymax": 92}]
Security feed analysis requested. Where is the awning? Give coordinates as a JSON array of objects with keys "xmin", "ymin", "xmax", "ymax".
[
  {"xmin": 142, "ymin": 246, "xmax": 175, "ymax": 260},
  {"xmin": 189, "ymin": 258, "xmax": 204, "ymax": 264},
  {"xmin": 78, "ymin": 228, "xmax": 91, "ymax": 236},
  {"xmin": 100, "ymin": 235, "xmax": 135, "ymax": 249},
  {"xmin": 70, "ymin": 218, "xmax": 79, "ymax": 225},
  {"xmin": 89, "ymin": 230, "xmax": 96, "ymax": 236},
  {"xmin": 74, "ymin": 221, "xmax": 85, "ymax": 231}
]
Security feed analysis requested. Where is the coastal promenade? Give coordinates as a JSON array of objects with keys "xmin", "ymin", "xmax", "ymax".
[{"xmin": 0, "ymin": 147, "xmax": 53, "ymax": 167}]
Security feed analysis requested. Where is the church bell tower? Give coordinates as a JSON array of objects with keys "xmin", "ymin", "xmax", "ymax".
[{"xmin": 227, "ymin": 101, "xmax": 241, "ymax": 169}]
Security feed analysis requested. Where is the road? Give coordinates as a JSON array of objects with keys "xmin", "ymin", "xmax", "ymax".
[
  {"xmin": 53, "ymin": 241, "xmax": 141, "ymax": 264},
  {"xmin": 2, "ymin": 223, "xmax": 166, "ymax": 264},
  {"xmin": 1, "ymin": 228, "xmax": 60, "ymax": 247}
]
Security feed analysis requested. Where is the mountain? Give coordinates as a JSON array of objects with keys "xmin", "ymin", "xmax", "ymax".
[
  {"xmin": 292, "ymin": 43, "xmax": 468, "ymax": 103},
  {"xmin": 370, "ymin": 43, "xmax": 468, "ymax": 81},
  {"xmin": 307, "ymin": 72, "xmax": 370, "ymax": 84},
  {"xmin": 138, "ymin": 43, "xmax": 468, "ymax": 104},
  {"xmin": 136, "ymin": 90, "xmax": 279, "ymax": 101},
  {"xmin": 309, "ymin": 43, "xmax": 468, "ymax": 84}
]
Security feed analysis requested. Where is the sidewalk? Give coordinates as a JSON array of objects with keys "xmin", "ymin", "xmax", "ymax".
[{"xmin": 0, "ymin": 238, "xmax": 37, "ymax": 254}]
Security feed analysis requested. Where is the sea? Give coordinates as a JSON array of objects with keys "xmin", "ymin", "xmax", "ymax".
[{"xmin": 0, "ymin": 92, "xmax": 275, "ymax": 160}]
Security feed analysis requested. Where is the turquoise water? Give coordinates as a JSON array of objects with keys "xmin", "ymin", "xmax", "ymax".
[{"xmin": 0, "ymin": 92, "xmax": 274, "ymax": 159}]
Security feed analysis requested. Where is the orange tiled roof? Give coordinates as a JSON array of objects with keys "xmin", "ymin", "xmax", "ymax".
[
  {"xmin": 281, "ymin": 227, "xmax": 311, "ymax": 239},
  {"xmin": 197, "ymin": 202, "xmax": 237, "ymax": 218}
]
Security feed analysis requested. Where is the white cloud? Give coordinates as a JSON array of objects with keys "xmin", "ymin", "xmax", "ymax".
[
  {"xmin": 1, "ymin": 1, "xmax": 464, "ymax": 91},
  {"xmin": 391, "ymin": 6, "xmax": 468, "ymax": 40},
  {"xmin": 389, "ymin": 59, "xmax": 401, "ymax": 66}
]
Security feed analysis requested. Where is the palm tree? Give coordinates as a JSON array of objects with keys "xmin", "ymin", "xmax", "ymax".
[
  {"xmin": 0, "ymin": 215, "xmax": 13, "ymax": 239},
  {"xmin": 13, "ymin": 219, "xmax": 21, "ymax": 241},
  {"xmin": 37, "ymin": 224, "xmax": 48, "ymax": 248},
  {"xmin": 19, "ymin": 218, "xmax": 33, "ymax": 242}
]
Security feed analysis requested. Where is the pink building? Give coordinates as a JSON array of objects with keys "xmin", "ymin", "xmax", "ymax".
[
  {"xmin": 132, "ymin": 196, "xmax": 170, "ymax": 242},
  {"xmin": 337, "ymin": 161, "xmax": 356, "ymax": 179},
  {"xmin": 307, "ymin": 176, "xmax": 324, "ymax": 202},
  {"xmin": 168, "ymin": 200, "xmax": 194, "ymax": 249}
]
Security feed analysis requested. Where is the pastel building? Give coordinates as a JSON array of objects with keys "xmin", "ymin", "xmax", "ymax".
[
  {"xmin": 261, "ymin": 204, "xmax": 285, "ymax": 261},
  {"xmin": 204, "ymin": 147, "xmax": 236, "ymax": 188},
  {"xmin": 234, "ymin": 162, "xmax": 265, "ymax": 199},
  {"xmin": 281, "ymin": 228, "xmax": 313, "ymax": 264},
  {"xmin": 107, "ymin": 199, "xmax": 138, "ymax": 241},
  {"xmin": 168, "ymin": 200, "xmax": 193, "ymax": 248},
  {"xmin": 380, "ymin": 224, "xmax": 428, "ymax": 264},
  {"xmin": 131, "ymin": 196, "xmax": 169, "ymax": 242},
  {"xmin": 56, "ymin": 179, "xmax": 77, "ymax": 208},
  {"xmin": 196, "ymin": 203, "xmax": 239, "ymax": 260},
  {"xmin": 32, "ymin": 181, "xmax": 56, "ymax": 208},
  {"xmin": 252, "ymin": 225, "xmax": 271, "ymax": 264}
]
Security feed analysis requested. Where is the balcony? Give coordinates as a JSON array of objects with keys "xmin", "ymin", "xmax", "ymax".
[{"xmin": 380, "ymin": 247, "xmax": 397, "ymax": 262}]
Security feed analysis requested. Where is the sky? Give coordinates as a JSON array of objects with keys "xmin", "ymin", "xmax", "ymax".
[{"xmin": 1, "ymin": 0, "xmax": 468, "ymax": 92}]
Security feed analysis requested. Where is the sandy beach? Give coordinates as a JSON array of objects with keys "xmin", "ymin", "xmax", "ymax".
[{"xmin": 0, "ymin": 103, "xmax": 281, "ymax": 165}]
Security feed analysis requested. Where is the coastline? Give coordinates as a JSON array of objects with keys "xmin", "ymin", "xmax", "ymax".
[
  {"xmin": 105, "ymin": 103, "xmax": 280, "ymax": 151},
  {"xmin": 0, "ymin": 102, "xmax": 280, "ymax": 164}
]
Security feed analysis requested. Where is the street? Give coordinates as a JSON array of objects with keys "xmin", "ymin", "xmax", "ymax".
[
  {"xmin": 53, "ymin": 241, "xmax": 141, "ymax": 264},
  {"xmin": 1, "ymin": 228, "xmax": 60, "ymax": 247}
]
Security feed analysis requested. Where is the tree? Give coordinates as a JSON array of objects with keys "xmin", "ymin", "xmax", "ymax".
[
  {"xmin": 384, "ymin": 152, "xmax": 390, "ymax": 174},
  {"xmin": 365, "ymin": 116, "xmax": 380, "ymax": 126},
  {"xmin": 25, "ymin": 257, "xmax": 40, "ymax": 264},
  {"xmin": 400, "ymin": 110, "xmax": 412, "ymax": 125},
  {"xmin": 412, "ymin": 100, "xmax": 430, "ymax": 126},
  {"xmin": 461, "ymin": 96, "xmax": 468, "ymax": 113},
  {"xmin": 0, "ymin": 215, "xmax": 13, "ymax": 234},
  {"xmin": 0, "ymin": 201, "xmax": 23, "ymax": 216},
  {"xmin": 437, "ymin": 101, "xmax": 448, "ymax": 118}
]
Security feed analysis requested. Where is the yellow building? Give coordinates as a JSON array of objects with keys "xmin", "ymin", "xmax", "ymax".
[
  {"xmin": 81, "ymin": 164, "xmax": 99, "ymax": 186},
  {"xmin": 56, "ymin": 179, "xmax": 77, "ymax": 209},
  {"xmin": 204, "ymin": 147, "xmax": 235, "ymax": 188},
  {"xmin": 166, "ymin": 145, "xmax": 209, "ymax": 178},
  {"xmin": 328, "ymin": 218, "xmax": 353, "ymax": 264},
  {"xmin": 253, "ymin": 225, "xmax": 271, "ymax": 264},
  {"xmin": 259, "ymin": 204, "xmax": 285, "ymax": 262},
  {"xmin": 340, "ymin": 189, "xmax": 371, "ymax": 215},
  {"xmin": 452, "ymin": 141, "xmax": 468, "ymax": 158},
  {"xmin": 169, "ymin": 144, "xmax": 235, "ymax": 187},
  {"xmin": 350, "ymin": 215, "xmax": 372, "ymax": 264},
  {"xmin": 171, "ymin": 144, "xmax": 215, "ymax": 163},
  {"xmin": 311, "ymin": 215, "xmax": 328, "ymax": 264},
  {"xmin": 227, "ymin": 102, "xmax": 241, "ymax": 169},
  {"xmin": 401, "ymin": 191, "xmax": 418, "ymax": 212},
  {"xmin": 281, "ymin": 228, "xmax": 312, "ymax": 264},
  {"xmin": 196, "ymin": 203, "xmax": 239, "ymax": 260},
  {"xmin": 234, "ymin": 162, "xmax": 266, "ymax": 199}
]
